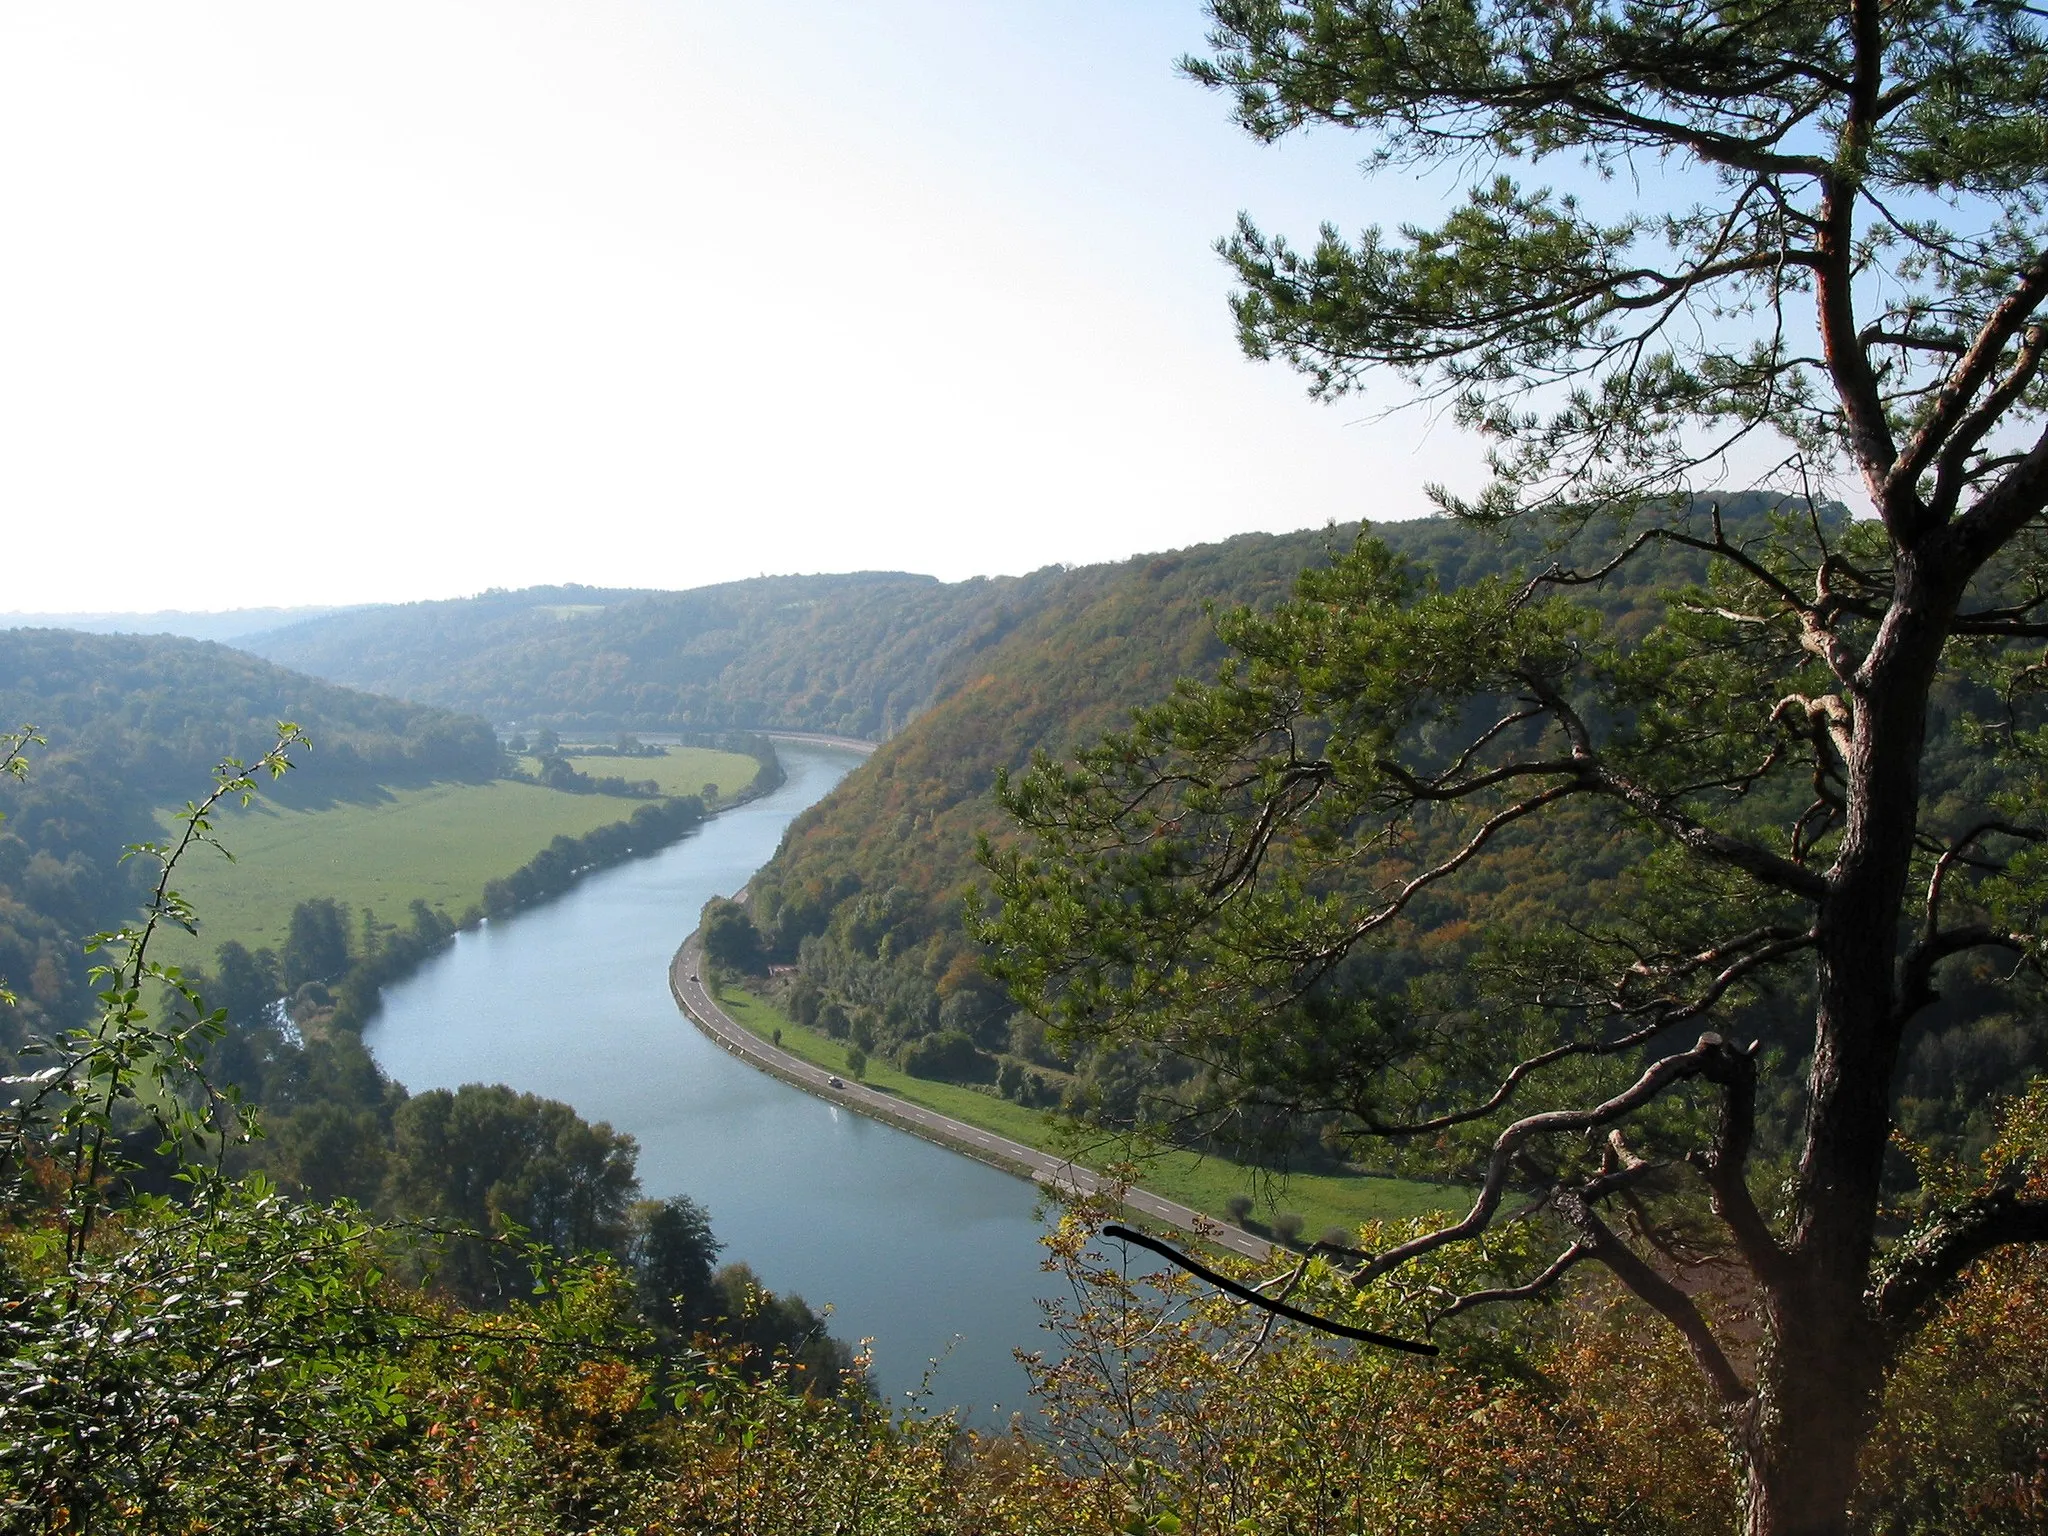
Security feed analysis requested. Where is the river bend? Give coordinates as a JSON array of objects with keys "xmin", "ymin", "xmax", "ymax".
[{"xmin": 365, "ymin": 744, "xmax": 1059, "ymax": 1417}]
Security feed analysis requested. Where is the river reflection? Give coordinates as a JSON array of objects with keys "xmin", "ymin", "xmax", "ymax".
[{"xmin": 364, "ymin": 744, "xmax": 1063, "ymax": 1418}]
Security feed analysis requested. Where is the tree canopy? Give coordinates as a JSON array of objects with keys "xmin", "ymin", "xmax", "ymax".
[{"xmin": 982, "ymin": 5, "xmax": 2048, "ymax": 1534}]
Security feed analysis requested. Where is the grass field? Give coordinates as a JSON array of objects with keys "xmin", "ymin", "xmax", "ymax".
[
  {"xmin": 716, "ymin": 982, "xmax": 1464, "ymax": 1240},
  {"xmin": 555, "ymin": 747, "xmax": 760, "ymax": 801},
  {"xmin": 156, "ymin": 779, "xmax": 668, "ymax": 967}
]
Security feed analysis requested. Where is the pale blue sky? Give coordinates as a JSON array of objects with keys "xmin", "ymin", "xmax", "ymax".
[{"xmin": 2, "ymin": 1, "xmax": 1487, "ymax": 610}]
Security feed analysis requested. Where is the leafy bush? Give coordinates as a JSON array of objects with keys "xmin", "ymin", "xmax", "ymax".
[{"xmin": 900, "ymin": 1029, "xmax": 996, "ymax": 1084}]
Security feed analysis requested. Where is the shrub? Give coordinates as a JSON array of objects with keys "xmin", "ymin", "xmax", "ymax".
[{"xmin": 900, "ymin": 1030, "xmax": 997, "ymax": 1084}]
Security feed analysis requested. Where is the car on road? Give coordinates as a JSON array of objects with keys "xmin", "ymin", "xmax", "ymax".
[{"xmin": 828, "ymin": 1076, "xmax": 845, "ymax": 1089}]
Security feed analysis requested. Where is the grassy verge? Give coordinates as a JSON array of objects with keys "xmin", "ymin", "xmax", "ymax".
[
  {"xmin": 555, "ymin": 748, "xmax": 761, "ymax": 801},
  {"xmin": 159, "ymin": 779, "xmax": 661, "ymax": 966},
  {"xmin": 715, "ymin": 982, "xmax": 1463, "ymax": 1240}
]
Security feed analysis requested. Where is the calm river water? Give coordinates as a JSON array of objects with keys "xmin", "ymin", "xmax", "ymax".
[{"xmin": 364, "ymin": 744, "xmax": 1061, "ymax": 1418}]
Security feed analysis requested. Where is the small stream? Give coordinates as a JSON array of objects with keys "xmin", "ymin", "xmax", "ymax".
[{"xmin": 364, "ymin": 744, "xmax": 1064, "ymax": 1418}]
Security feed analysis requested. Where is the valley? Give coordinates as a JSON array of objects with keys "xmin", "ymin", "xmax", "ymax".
[
  {"xmin": 155, "ymin": 753, "xmax": 756, "ymax": 967},
  {"xmin": 6, "ymin": 505, "xmax": 2046, "ymax": 1524},
  {"xmin": 11, "ymin": 6, "xmax": 2047, "ymax": 1525}
]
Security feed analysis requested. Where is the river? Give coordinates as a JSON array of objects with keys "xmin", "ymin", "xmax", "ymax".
[{"xmin": 364, "ymin": 743, "xmax": 1061, "ymax": 1418}]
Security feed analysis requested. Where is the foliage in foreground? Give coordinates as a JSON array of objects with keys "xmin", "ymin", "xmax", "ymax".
[
  {"xmin": 1030, "ymin": 1171, "xmax": 2048, "ymax": 1536},
  {"xmin": 5, "ymin": 1165, "xmax": 2045, "ymax": 1533}
]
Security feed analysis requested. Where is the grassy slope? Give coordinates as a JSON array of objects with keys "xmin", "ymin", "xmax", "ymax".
[
  {"xmin": 715, "ymin": 982, "xmax": 1461, "ymax": 1240},
  {"xmin": 556, "ymin": 748, "xmax": 758, "ymax": 800},
  {"xmin": 157, "ymin": 780, "xmax": 666, "ymax": 965}
]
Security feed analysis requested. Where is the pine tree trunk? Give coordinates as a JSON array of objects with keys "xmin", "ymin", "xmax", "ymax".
[
  {"xmin": 1736, "ymin": 549, "xmax": 1958, "ymax": 1536},
  {"xmin": 1741, "ymin": 1296, "xmax": 1885, "ymax": 1536}
]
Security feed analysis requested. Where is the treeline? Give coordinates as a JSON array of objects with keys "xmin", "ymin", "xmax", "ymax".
[
  {"xmin": 512, "ymin": 754, "xmax": 667, "ymax": 796},
  {"xmin": 481, "ymin": 796, "xmax": 707, "ymax": 916},
  {"xmin": 487, "ymin": 736, "xmax": 781, "ymax": 913},
  {"xmin": 240, "ymin": 518, "xmax": 1764, "ymax": 759},
  {"xmin": 512, "ymin": 730, "xmax": 786, "ymax": 805},
  {"xmin": 0, "ymin": 630, "xmax": 501, "ymax": 1059}
]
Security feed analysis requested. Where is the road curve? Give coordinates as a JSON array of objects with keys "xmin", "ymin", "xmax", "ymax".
[
  {"xmin": 763, "ymin": 731, "xmax": 881, "ymax": 756},
  {"xmin": 669, "ymin": 934, "xmax": 1275, "ymax": 1264}
]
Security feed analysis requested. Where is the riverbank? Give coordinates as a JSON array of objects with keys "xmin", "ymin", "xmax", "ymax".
[
  {"xmin": 697, "ymin": 971, "xmax": 1462, "ymax": 1245},
  {"xmin": 367, "ymin": 741, "xmax": 1077, "ymax": 1415},
  {"xmin": 479, "ymin": 743, "xmax": 783, "ymax": 923},
  {"xmin": 764, "ymin": 730, "xmax": 880, "ymax": 755},
  {"xmin": 669, "ymin": 934, "xmax": 1279, "ymax": 1261},
  {"xmin": 159, "ymin": 743, "xmax": 771, "ymax": 969}
]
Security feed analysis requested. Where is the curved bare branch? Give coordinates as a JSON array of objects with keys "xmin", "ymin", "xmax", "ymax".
[
  {"xmin": 1873, "ymin": 1187, "xmax": 2048, "ymax": 1338},
  {"xmin": 1431, "ymin": 1242, "xmax": 1589, "ymax": 1326},
  {"xmin": 1099, "ymin": 1224, "xmax": 1439, "ymax": 1356},
  {"xmin": 1554, "ymin": 1189, "xmax": 1749, "ymax": 1405},
  {"xmin": 1689, "ymin": 1038, "xmax": 1792, "ymax": 1289},
  {"xmin": 1354, "ymin": 1034, "xmax": 1758, "ymax": 1286}
]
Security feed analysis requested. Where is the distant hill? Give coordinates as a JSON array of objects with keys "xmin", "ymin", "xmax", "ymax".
[
  {"xmin": 241, "ymin": 574, "xmax": 1074, "ymax": 739},
  {"xmin": 0, "ymin": 629, "xmax": 500, "ymax": 1046},
  {"xmin": 1, "ymin": 605, "xmax": 358, "ymax": 645},
  {"xmin": 232, "ymin": 510, "xmax": 1800, "ymax": 745}
]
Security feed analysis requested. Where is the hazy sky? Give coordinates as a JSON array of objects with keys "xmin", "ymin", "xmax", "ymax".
[{"xmin": 1, "ymin": 1, "xmax": 1487, "ymax": 612}]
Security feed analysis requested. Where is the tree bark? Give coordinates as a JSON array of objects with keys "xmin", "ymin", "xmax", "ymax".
[
  {"xmin": 1740, "ymin": 548, "xmax": 1959, "ymax": 1536},
  {"xmin": 1741, "ymin": 1276, "xmax": 1887, "ymax": 1536}
]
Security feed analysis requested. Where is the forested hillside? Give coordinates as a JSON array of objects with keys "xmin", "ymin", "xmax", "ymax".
[
  {"xmin": 737, "ymin": 520, "xmax": 1546, "ymax": 1122},
  {"xmin": 734, "ymin": 503, "xmax": 2040, "ymax": 1171},
  {"xmin": 750, "ymin": 523, "xmax": 1369, "ymax": 988},
  {"xmin": 244, "ymin": 572, "xmax": 1071, "ymax": 738},
  {"xmin": 0, "ymin": 629, "xmax": 500, "ymax": 1047},
  {"xmin": 0, "ymin": 604, "xmax": 354, "ymax": 644}
]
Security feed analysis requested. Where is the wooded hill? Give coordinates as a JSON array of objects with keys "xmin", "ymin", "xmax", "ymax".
[
  {"xmin": 0, "ymin": 628, "xmax": 500, "ymax": 1049},
  {"xmin": 243, "ymin": 572, "xmax": 1073, "ymax": 739},
  {"xmin": 239, "ymin": 516, "xmax": 1786, "ymax": 749},
  {"xmin": 731, "ymin": 503, "xmax": 2037, "ymax": 1170},
  {"xmin": 0, "ymin": 604, "xmax": 354, "ymax": 645}
]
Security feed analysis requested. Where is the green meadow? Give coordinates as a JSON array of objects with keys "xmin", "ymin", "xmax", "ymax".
[
  {"xmin": 556, "ymin": 747, "xmax": 759, "ymax": 801},
  {"xmin": 155, "ymin": 745, "xmax": 763, "ymax": 967},
  {"xmin": 714, "ymin": 981, "xmax": 1462, "ymax": 1241},
  {"xmin": 157, "ymin": 779, "xmax": 662, "ymax": 967}
]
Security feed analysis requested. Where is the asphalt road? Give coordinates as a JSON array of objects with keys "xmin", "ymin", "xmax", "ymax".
[
  {"xmin": 763, "ymin": 731, "xmax": 880, "ymax": 756},
  {"xmin": 669, "ymin": 936, "xmax": 1275, "ymax": 1264}
]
